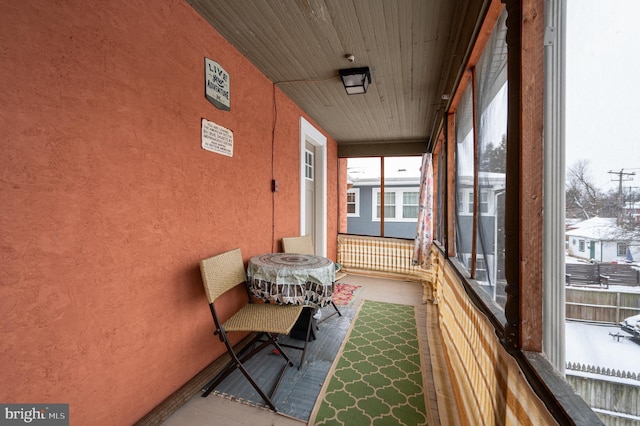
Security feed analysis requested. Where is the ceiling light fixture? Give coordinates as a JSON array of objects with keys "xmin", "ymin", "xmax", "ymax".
[{"xmin": 339, "ymin": 67, "xmax": 371, "ymax": 95}]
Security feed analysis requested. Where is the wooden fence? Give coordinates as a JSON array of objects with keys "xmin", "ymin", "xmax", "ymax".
[
  {"xmin": 565, "ymin": 371, "xmax": 640, "ymax": 426},
  {"xmin": 566, "ymin": 287, "xmax": 640, "ymax": 324},
  {"xmin": 565, "ymin": 264, "xmax": 640, "ymax": 323},
  {"xmin": 566, "ymin": 263, "xmax": 640, "ymax": 287}
]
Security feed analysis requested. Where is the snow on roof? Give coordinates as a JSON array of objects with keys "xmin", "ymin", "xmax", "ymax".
[
  {"xmin": 624, "ymin": 202, "xmax": 640, "ymax": 210},
  {"xmin": 565, "ymin": 255, "xmax": 590, "ymax": 264},
  {"xmin": 565, "ymin": 218, "xmax": 582, "ymax": 228},
  {"xmin": 569, "ymin": 217, "xmax": 616, "ymax": 229},
  {"xmin": 565, "ymin": 217, "xmax": 621, "ymax": 240}
]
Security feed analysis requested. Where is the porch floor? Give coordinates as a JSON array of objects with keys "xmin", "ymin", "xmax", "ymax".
[{"xmin": 160, "ymin": 274, "xmax": 456, "ymax": 425}]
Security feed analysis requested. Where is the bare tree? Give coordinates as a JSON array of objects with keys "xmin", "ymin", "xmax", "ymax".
[
  {"xmin": 566, "ymin": 161, "xmax": 640, "ymax": 251},
  {"xmin": 566, "ymin": 160, "xmax": 603, "ymax": 219}
]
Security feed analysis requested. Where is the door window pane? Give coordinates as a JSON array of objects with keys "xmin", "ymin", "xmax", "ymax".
[{"xmin": 305, "ymin": 150, "xmax": 314, "ymax": 180}]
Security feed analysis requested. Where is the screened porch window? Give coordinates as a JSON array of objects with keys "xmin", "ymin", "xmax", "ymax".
[
  {"xmin": 346, "ymin": 156, "xmax": 422, "ymax": 238},
  {"xmin": 452, "ymin": 8, "xmax": 507, "ymax": 306}
]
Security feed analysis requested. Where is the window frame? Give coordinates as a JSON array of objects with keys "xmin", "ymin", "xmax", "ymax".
[
  {"xmin": 457, "ymin": 187, "xmax": 474, "ymax": 215},
  {"xmin": 479, "ymin": 189, "xmax": 489, "ymax": 214},
  {"xmin": 402, "ymin": 190, "xmax": 420, "ymax": 219},
  {"xmin": 304, "ymin": 149, "xmax": 314, "ymax": 181},
  {"xmin": 346, "ymin": 188, "xmax": 360, "ymax": 217},
  {"xmin": 617, "ymin": 242, "xmax": 627, "ymax": 257},
  {"xmin": 430, "ymin": 1, "xmax": 602, "ymax": 423},
  {"xmin": 372, "ymin": 187, "xmax": 420, "ymax": 222}
]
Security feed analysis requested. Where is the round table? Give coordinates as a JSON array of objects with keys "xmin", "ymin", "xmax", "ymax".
[{"xmin": 247, "ymin": 253, "xmax": 335, "ymax": 307}]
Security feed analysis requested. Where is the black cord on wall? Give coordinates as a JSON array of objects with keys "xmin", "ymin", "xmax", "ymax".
[{"xmin": 271, "ymin": 83, "xmax": 277, "ymax": 253}]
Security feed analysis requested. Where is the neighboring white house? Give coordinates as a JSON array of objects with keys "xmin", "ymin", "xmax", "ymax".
[{"xmin": 566, "ymin": 217, "xmax": 640, "ymax": 262}]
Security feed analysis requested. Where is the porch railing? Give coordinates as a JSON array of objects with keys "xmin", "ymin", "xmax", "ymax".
[
  {"xmin": 337, "ymin": 234, "xmax": 425, "ymax": 278},
  {"xmin": 336, "ymin": 233, "xmax": 436, "ymax": 303}
]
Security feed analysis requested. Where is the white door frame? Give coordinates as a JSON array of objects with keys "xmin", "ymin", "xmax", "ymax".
[{"xmin": 299, "ymin": 117, "xmax": 327, "ymax": 256}]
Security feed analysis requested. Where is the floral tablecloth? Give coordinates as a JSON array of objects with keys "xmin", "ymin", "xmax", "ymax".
[{"xmin": 247, "ymin": 253, "xmax": 335, "ymax": 307}]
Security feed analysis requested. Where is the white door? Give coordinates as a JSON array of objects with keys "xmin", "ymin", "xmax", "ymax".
[{"xmin": 299, "ymin": 117, "xmax": 327, "ymax": 256}]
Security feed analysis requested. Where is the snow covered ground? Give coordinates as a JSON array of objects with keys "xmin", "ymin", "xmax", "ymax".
[
  {"xmin": 566, "ymin": 321, "xmax": 640, "ymax": 376},
  {"xmin": 564, "ymin": 254, "xmax": 640, "ymax": 377}
]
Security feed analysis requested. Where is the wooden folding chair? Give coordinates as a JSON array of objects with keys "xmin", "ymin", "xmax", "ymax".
[
  {"xmin": 281, "ymin": 235, "xmax": 342, "ymax": 321},
  {"xmin": 199, "ymin": 248, "xmax": 304, "ymax": 411}
]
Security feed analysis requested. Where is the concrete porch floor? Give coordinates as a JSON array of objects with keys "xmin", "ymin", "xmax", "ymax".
[{"xmin": 158, "ymin": 274, "xmax": 455, "ymax": 425}]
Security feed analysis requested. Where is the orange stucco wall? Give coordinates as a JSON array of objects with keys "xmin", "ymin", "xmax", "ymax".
[{"xmin": 0, "ymin": 0, "xmax": 338, "ymax": 424}]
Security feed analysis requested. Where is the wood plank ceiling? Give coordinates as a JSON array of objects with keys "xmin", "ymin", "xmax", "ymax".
[{"xmin": 187, "ymin": 0, "xmax": 488, "ymax": 155}]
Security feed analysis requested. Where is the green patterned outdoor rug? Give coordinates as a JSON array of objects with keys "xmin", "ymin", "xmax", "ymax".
[{"xmin": 310, "ymin": 300, "xmax": 427, "ymax": 425}]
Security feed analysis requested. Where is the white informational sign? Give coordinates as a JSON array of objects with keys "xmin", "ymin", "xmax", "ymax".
[
  {"xmin": 201, "ymin": 119, "xmax": 233, "ymax": 157},
  {"xmin": 205, "ymin": 58, "xmax": 230, "ymax": 111}
]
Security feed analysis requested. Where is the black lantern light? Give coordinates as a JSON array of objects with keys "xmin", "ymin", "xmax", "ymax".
[{"xmin": 338, "ymin": 67, "xmax": 372, "ymax": 95}]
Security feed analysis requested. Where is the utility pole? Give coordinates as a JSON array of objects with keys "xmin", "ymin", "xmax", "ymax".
[
  {"xmin": 609, "ymin": 169, "xmax": 636, "ymax": 226},
  {"xmin": 626, "ymin": 186, "xmax": 640, "ymax": 223}
]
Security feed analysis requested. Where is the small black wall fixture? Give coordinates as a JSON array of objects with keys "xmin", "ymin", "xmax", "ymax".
[{"xmin": 339, "ymin": 67, "xmax": 371, "ymax": 95}]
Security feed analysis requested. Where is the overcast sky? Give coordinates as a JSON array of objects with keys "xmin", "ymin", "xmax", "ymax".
[{"xmin": 565, "ymin": 0, "xmax": 640, "ymax": 192}]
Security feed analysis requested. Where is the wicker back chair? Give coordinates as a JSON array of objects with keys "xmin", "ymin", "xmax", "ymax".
[
  {"xmin": 281, "ymin": 235, "xmax": 314, "ymax": 255},
  {"xmin": 199, "ymin": 248, "xmax": 304, "ymax": 411}
]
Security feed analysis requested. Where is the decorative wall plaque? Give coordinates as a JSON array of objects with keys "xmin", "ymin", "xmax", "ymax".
[
  {"xmin": 205, "ymin": 58, "xmax": 230, "ymax": 111},
  {"xmin": 201, "ymin": 119, "xmax": 233, "ymax": 157}
]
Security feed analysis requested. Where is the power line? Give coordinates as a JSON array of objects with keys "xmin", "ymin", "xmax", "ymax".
[
  {"xmin": 609, "ymin": 169, "xmax": 636, "ymax": 191},
  {"xmin": 609, "ymin": 169, "xmax": 636, "ymax": 225}
]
